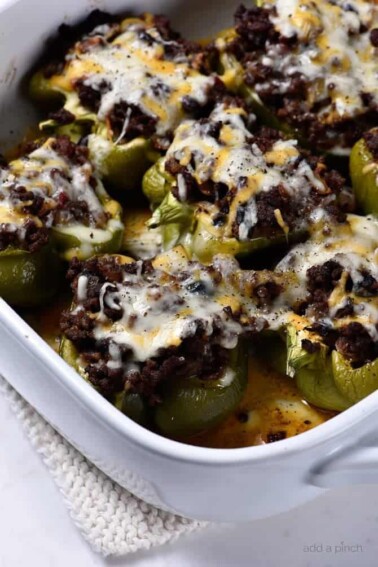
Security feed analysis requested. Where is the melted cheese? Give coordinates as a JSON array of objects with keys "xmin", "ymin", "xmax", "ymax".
[
  {"xmin": 164, "ymin": 102, "xmax": 328, "ymax": 240},
  {"xmin": 261, "ymin": 0, "xmax": 378, "ymax": 122},
  {"xmin": 277, "ymin": 214, "xmax": 378, "ymax": 339},
  {"xmin": 90, "ymin": 254, "xmax": 244, "ymax": 362},
  {"xmin": 0, "ymin": 138, "xmax": 108, "ymax": 235},
  {"xmin": 54, "ymin": 17, "xmax": 215, "ymax": 138}
]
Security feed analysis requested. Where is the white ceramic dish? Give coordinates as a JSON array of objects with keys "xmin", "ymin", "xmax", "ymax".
[{"xmin": 1, "ymin": 0, "xmax": 378, "ymax": 523}]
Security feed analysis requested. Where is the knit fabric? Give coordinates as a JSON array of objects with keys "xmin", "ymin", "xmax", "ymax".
[{"xmin": 0, "ymin": 376, "xmax": 207, "ymax": 556}]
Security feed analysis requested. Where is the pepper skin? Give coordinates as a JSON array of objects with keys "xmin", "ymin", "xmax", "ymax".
[
  {"xmin": 350, "ymin": 130, "xmax": 378, "ymax": 215},
  {"xmin": 332, "ymin": 351, "xmax": 378, "ymax": 405},
  {"xmin": 153, "ymin": 341, "xmax": 249, "ymax": 438},
  {"xmin": 0, "ymin": 244, "xmax": 63, "ymax": 307},
  {"xmin": 285, "ymin": 325, "xmax": 368, "ymax": 412}
]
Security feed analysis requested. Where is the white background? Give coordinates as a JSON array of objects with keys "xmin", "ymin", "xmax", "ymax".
[{"xmin": 1, "ymin": 392, "xmax": 378, "ymax": 567}]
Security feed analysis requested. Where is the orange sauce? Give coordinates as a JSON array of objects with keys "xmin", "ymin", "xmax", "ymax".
[{"xmin": 186, "ymin": 356, "xmax": 335, "ymax": 448}]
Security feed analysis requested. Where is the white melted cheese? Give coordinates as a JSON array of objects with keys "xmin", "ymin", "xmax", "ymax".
[
  {"xmin": 63, "ymin": 19, "xmax": 215, "ymax": 137},
  {"xmin": 165, "ymin": 103, "xmax": 327, "ymax": 240},
  {"xmin": 91, "ymin": 257, "xmax": 243, "ymax": 362},
  {"xmin": 262, "ymin": 0, "xmax": 378, "ymax": 121},
  {"xmin": 276, "ymin": 214, "xmax": 378, "ymax": 338}
]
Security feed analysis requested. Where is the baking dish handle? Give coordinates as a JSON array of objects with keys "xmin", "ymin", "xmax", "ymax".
[{"xmin": 310, "ymin": 442, "xmax": 378, "ymax": 488}]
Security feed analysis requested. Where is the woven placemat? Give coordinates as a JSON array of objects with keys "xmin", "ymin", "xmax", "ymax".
[{"xmin": 0, "ymin": 376, "xmax": 207, "ymax": 556}]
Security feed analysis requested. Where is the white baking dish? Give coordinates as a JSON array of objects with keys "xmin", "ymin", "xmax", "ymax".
[{"xmin": 1, "ymin": 0, "xmax": 378, "ymax": 523}]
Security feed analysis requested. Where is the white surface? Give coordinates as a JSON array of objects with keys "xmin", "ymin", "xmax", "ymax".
[{"xmin": 1, "ymin": 390, "xmax": 378, "ymax": 567}]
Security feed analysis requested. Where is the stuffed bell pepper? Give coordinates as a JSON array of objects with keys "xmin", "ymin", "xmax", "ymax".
[
  {"xmin": 143, "ymin": 98, "xmax": 352, "ymax": 262},
  {"xmin": 274, "ymin": 214, "xmax": 378, "ymax": 411},
  {"xmin": 59, "ymin": 247, "xmax": 260, "ymax": 437},
  {"xmin": 215, "ymin": 1, "xmax": 378, "ymax": 155},
  {"xmin": 0, "ymin": 135, "xmax": 123, "ymax": 306},
  {"xmin": 58, "ymin": 240, "xmax": 301, "ymax": 436},
  {"xmin": 29, "ymin": 12, "xmax": 221, "ymax": 193}
]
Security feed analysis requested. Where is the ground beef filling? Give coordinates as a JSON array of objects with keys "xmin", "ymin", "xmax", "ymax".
[
  {"xmin": 299, "ymin": 260, "xmax": 378, "ymax": 318},
  {"xmin": 301, "ymin": 260, "xmax": 345, "ymax": 318},
  {"xmin": 41, "ymin": 10, "xmax": 119, "ymax": 79},
  {"xmin": 307, "ymin": 322, "xmax": 378, "ymax": 368},
  {"xmin": 108, "ymin": 102, "xmax": 158, "ymax": 143},
  {"xmin": 51, "ymin": 135, "xmax": 89, "ymax": 165},
  {"xmin": 363, "ymin": 129, "xmax": 378, "ymax": 161},
  {"xmin": 79, "ymin": 334, "xmax": 231, "ymax": 404},
  {"xmin": 227, "ymin": 4, "xmax": 378, "ymax": 151},
  {"xmin": 61, "ymin": 256, "xmax": 235, "ymax": 404},
  {"xmin": 295, "ymin": 260, "xmax": 378, "ymax": 367},
  {"xmin": 74, "ymin": 79, "xmax": 225, "ymax": 148},
  {"xmin": 0, "ymin": 219, "xmax": 49, "ymax": 253},
  {"xmin": 48, "ymin": 108, "xmax": 76, "ymax": 125}
]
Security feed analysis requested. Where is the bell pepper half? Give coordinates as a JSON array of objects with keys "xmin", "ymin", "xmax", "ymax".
[
  {"xmin": 143, "ymin": 100, "xmax": 347, "ymax": 262},
  {"xmin": 350, "ymin": 128, "xmax": 378, "ymax": 215},
  {"xmin": 274, "ymin": 214, "xmax": 378, "ymax": 411},
  {"xmin": 8, "ymin": 136, "xmax": 123, "ymax": 261},
  {"xmin": 213, "ymin": 1, "xmax": 378, "ymax": 155},
  {"xmin": 59, "ymin": 249, "xmax": 253, "ymax": 436},
  {"xmin": 0, "ymin": 243, "xmax": 63, "ymax": 307},
  {"xmin": 29, "ymin": 13, "xmax": 218, "ymax": 194}
]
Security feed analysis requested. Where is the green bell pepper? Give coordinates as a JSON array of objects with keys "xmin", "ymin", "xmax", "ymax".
[
  {"xmin": 285, "ymin": 322, "xmax": 378, "ymax": 412},
  {"xmin": 154, "ymin": 340, "xmax": 249, "ymax": 438},
  {"xmin": 332, "ymin": 351, "xmax": 378, "ymax": 405},
  {"xmin": 28, "ymin": 12, "xmax": 215, "ymax": 195},
  {"xmin": 144, "ymin": 160, "xmax": 303, "ymax": 262},
  {"xmin": 122, "ymin": 208, "xmax": 162, "ymax": 260},
  {"xmin": 286, "ymin": 324, "xmax": 351, "ymax": 412},
  {"xmin": 0, "ymin": 243, "xmax": 63, "ymax": 307},
  {"xmin": 28, "ymin": 70, "xmax": 66, "ymax": 109},
  {"xmin": 88, "ymin": 135, "xmax": 156, "ymax": 196},
  {"xmin": 350, "ymin": 130, "xmax": 378, "ymax": 215},
  {"xmin": 115, "ymin": 392, "xmax": 151, "ymax": 427},
  {"xmin": 61, "ymin": 333, "xmax": 248, "ymax": 436},
  {"xmin": 214, "ymin": 2, "xmax": 375, "ymax": 157},
  {"xmin": 59, "ymin": 246, "xmax": 253, "ymax": 435},
  {"xmin": 142, "ymin": 157, "xmax": 174, "ymax": 207}
]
